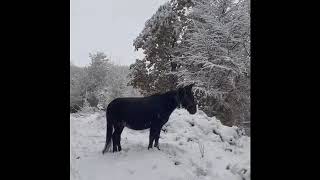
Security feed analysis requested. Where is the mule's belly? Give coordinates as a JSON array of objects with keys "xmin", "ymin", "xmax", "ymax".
[
  {"xmin": 108, "ymin": 99, "xmax": 159, "ymax": 130},
  {"xmin": 124, "ymin": 120, "xmax": 151, "ymax": 130}
]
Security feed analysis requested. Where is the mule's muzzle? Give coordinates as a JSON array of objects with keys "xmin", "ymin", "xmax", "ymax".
[{"xmin": 187, "ymin": 105, "xmax": 197, "ymax": 114}]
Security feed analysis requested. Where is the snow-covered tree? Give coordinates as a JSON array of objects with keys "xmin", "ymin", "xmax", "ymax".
[
  {"xmin": 172, "ymin": 0, "xmax": 250, "ymax": 128},
  {"xmin": 86, "ymin": 52, "xmax": 111, "ymax": 93},
  {"xmin": 100, "ymin": 64, "xmax": 138, "ymax": 106},
  {"xmin": 130, "ymin": 0, "xmax": 193, "ymax": 95},
  {"xmin": 70, "ymin": 64, "xmax": 87, "ymax": 112},
  {"xmin": 130, "ymin": 0, "xmax": 250, "ymax": 131},
  {"xmin": 128, "ymin": 59, "xmax": 149, "ymax": 95}
]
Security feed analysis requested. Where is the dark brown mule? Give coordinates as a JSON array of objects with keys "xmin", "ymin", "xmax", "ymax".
[{"xmin": 102, "ymin": 84, "xmax": 196, "ymax": 153}]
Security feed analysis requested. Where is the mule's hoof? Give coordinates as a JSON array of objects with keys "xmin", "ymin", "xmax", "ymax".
[
  {"xmin": 148, "ymin": 146, "xmax": 152, "ymax": 150},
  {"xmin": 154, "ymin": 144, "xmax": 160, "ymax": 150},
  {"xmin": 102, "ymin": 149, "xmax": 108, "ymax": 154}
]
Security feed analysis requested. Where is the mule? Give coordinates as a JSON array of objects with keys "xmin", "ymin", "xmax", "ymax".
[{"xmin": 102, "ymin": 84, "xmax": 196, "ymax": 154}]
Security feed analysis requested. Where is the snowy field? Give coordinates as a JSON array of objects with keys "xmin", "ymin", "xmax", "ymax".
[{"xmin": 70, "ymin": 109, "xmax": 250, "ymax": 180}]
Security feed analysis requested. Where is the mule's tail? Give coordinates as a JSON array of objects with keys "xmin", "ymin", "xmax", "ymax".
[{"xmin": 102, "ymin": 112, "xmax": 113, "ymax": 154}]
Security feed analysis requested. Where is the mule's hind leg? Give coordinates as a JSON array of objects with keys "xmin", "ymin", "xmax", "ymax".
[
  {"xmin": 112, "ymin": 126, "xmax": 120, "ymax": 152},
  {"xmin": 116, "ymin": 125, "xmax": 124, "ymax": 151},
  {"xmin": 112, "ymin": 131, "xmax": 118, "ymax": 152},
  {"xmin": 112, "ymin": 125, "xmax": 124, "ymax": 152}
]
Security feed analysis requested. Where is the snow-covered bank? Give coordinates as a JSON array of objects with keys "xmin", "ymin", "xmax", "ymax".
[{"xmin": 70, "ymin": 109, "xmax": 250, "ymax": 180}]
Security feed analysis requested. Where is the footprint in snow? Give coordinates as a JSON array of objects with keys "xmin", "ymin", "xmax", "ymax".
[
  {"xmin": 122, "ymin": 147, "xmax": 130, "ymax": 152},
  {"xmin": 128, "ymin": 169, "xmax": 135, "ymax": 174},
  {"xmin": 152, "ymin": 164, "xmax": 157, "ymax": 170}
]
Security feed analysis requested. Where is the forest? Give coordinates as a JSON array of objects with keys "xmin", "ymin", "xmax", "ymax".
[{"xmin": 70, "ymin": 0, "xmax": 250, "ymax": 134}]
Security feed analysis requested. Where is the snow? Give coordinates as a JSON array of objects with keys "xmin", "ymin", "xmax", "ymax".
[{"xmin": 70, "ymin": 109, "xmax": 250, "ymax": 180}]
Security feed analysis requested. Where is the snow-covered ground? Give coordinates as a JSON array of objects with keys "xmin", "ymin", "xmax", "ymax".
[{"xmin": 70, "ymin": 109, "xmax": 250, "ymax": 180}]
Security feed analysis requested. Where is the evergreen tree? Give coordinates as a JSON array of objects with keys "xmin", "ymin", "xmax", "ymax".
[{"xmin": 130, "ymin": 0, "xmax": 193, "ymax": 95}]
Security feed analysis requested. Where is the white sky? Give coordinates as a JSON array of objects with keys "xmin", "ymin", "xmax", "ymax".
[{"xmin": 71, "ymin": 0, "xmax": 169, "ymax": 67}]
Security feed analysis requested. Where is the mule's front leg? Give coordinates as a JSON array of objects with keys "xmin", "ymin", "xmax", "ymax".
[
  {"xmin": 154, "ymin": 137, "xmax": 160, "ymax": 150},
  {"xmin": 154, "ymin": 127, "xmax": 162, "ymax": 150},
  {"xmin": 148, "ymin": 126, "xmax": 157, "ymax": 150},
  {"xmin": 148, "ymin": 136, "xmax": 154, "ymax": 150}
]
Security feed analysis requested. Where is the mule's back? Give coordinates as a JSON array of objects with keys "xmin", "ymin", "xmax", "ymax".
[
  {"xmin": 108, "ymin": 97, "xmax": 160, "ymax": 115},
  {"xmin": 107, "ymin": 97, "xmax": 163, "ymax": 129}
]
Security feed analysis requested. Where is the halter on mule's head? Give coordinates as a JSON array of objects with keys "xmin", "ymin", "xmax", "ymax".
[{"xmin": 176, "ymin": 83, "xmax": 197, "ymax": 114}]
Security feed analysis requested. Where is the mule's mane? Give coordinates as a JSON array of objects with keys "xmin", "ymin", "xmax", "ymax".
[
  {"xmin": 149, "ymin": 89, "xmax": 178, "ymax": 97},
  {"xmin": 148, "ymin": 89, "xmax": 181, "ymax": 108}
]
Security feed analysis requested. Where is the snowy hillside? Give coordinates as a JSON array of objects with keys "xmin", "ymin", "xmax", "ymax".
[{"xmin": 70, "ymin": 109, "xmax": 250, "ymax": 180}]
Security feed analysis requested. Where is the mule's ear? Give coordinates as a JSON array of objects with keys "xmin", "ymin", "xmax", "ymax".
[
  {"xmin": 185, "ymin": 83, "xmax": 195, "ymax": 90},
  {"xmin": 178, "ymin": 87, "xmax": 185, "ymax": 98}
]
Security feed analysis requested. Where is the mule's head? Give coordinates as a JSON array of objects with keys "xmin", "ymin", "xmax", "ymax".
[{"xmin": 178, "ymin": 83, "xmax": 197, "ymax": 114}]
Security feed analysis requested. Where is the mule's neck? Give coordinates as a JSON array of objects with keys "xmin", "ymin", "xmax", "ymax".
[{"xmin": 164, "ymin": 90, "xmax": 180, "ymax": 114}]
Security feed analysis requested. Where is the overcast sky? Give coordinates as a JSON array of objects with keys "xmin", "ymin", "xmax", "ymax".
[{"xmin": 71, "ymin": 0, "xmax": 169, "ymax": 67}]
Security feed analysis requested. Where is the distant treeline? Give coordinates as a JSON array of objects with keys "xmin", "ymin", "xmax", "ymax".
[{"xmin": 70, "ymin": 52, "xmax": 140, "ymax": 113}]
